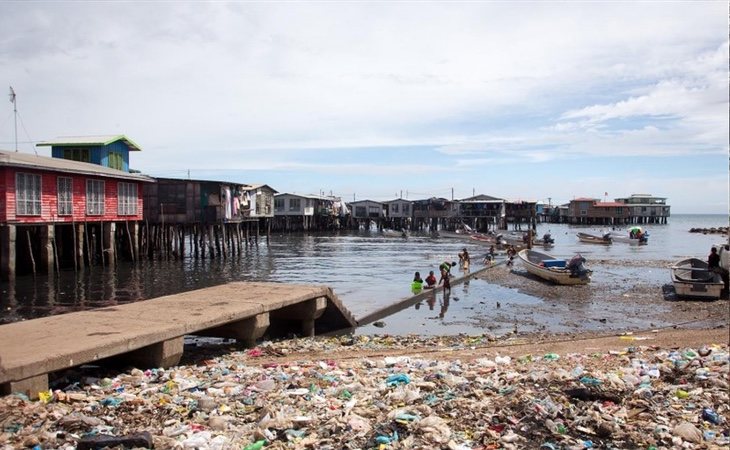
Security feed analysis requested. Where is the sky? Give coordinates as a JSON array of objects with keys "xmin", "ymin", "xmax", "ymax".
[{"xmin": 0, "ymin": 2, "xmax": 728, "ymax": 214}]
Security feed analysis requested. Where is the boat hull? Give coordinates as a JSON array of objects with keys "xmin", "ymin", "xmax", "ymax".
[
  {"xmin": 671, "ymin": 258, "xmax": 723, "ymax": 299},
  {"xmin": 577, "ymin": 232, "xmax": 612, "ymax": 245},
  {"xmin": 517, "ymin": 249, "xmax": 591, "ymax": 285}
]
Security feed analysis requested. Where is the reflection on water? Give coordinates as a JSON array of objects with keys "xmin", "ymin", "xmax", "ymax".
[{"xmin": 1, "ymin": 215, "xmax": 726, "ymax": 324}]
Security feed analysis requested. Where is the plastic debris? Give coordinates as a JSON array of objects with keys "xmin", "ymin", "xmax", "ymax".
[{"xmin": 0, "ymin": 335, "xmax": 726, "ymax": 449}]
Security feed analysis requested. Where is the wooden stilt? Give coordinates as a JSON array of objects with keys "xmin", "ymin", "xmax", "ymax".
[{"xmin": 26, "ymin": 228, "xmax": 36, "ymax": 275}]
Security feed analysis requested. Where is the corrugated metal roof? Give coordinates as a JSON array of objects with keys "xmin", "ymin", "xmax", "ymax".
[
  {"xmin": 0, "ymin": 151, "xmax": 154, "ymax": 182},
  {"xmin": 36, "ymin": 135, "xmax": 142, "ymax": 151},
  {"xmin": 243, "ymin": 183, "xmax": 278, "ymax": 193}
]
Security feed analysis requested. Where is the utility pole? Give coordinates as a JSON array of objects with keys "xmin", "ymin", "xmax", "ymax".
[
  {"xmin": 451, "ymin": 187, "xmax": 454, "ymax": 201},
  {"xmin": 9, "ymin": 86, "xmax": 17, "ymax": 152}
]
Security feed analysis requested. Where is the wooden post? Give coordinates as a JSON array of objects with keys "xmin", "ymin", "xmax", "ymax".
[
  {"xmin": 1, "ymin": 224, "xmax": 17, "ymax": 280},
  {"xmin": 26, "ymin": 228, "xmax": 36, "ymax": 275},
  {"xmin": 40, "ymin": 224, "xmax": 54, "ymax": 276}
]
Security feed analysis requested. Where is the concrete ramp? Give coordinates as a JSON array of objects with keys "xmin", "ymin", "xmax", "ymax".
[{"xmin": 0, "ymin": 282, "xmax": 355, "ymax": 398}]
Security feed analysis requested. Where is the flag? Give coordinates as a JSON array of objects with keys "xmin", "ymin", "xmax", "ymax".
[{"xmin": 9, "ymin": 86, "xmax": 15, "ymax": 104}]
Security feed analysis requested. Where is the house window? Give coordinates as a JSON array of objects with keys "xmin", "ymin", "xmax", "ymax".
[
  {"xmin": 580, "ymin": 210, "xmax": 587, "ymax": 216},
  {"xmin": 289, "ymin": 198, "xmax": 301, "ymax": 211},
  {"xmin": 86, "ymin": 179, "xmax": 105, "ymax": 215},
  {"xmin": 63, "ymin": 148, "xmax": 90, "ymax": 162},
  {"xmin": 108, "ymin": 152, "xmax": 123, "ymax": 170},
  {"xmin": 615, "ymin": 207, "xmax": 623, "ymax": 215},
  {"xmin": 16, "ymin": 172, "xmax": 42, "ymax": 215},
  {"xmin": 57, "ymin": 177, "xmax": 73, "ymax": 216},
  {"xmin": 118, "ymin": 182, "xmax": 137, "ymax": 215},
  {"xmin": 355, "ymin": 206, "xmax": 366, "ymax": 217},
  {"xmin": 274, "ymin": 198, "xmax": 284, "ymax": 210},
  {"xmin": 392, "ymin": 204, "xmax": 399, "ymax": 213},
  {"xmin": 403, "ymin": 204, "xmax": 410, "ymax": 213}
]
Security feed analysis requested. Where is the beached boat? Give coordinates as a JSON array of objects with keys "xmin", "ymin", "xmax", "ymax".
[
  {"xmin": 670, "ymin": 258, "xmax": 723, "ymax": 299},
  {"xmin": 577, "ymin": 232, "xmax": 612, "ymax": 245},
  {"xmin": 437, "ymin": 230, "xmax": 475, "ymax": 240},
  {"xmin": 517, "ymin": 249, "xmax": 591, "ymax": 285},
  {"xmin": 382, "ymin": 229, "xmax": 409, "ymax": 238}
]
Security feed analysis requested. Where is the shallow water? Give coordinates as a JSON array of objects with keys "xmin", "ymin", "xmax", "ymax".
[{"xmin": 1, "ymin": 214, "xmax": 727, "ymax": 332}]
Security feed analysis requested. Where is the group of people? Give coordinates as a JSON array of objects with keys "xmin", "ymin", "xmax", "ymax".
[{"xmin": 412, "ymin": 252, "xmax": 465, "ymax": 294}]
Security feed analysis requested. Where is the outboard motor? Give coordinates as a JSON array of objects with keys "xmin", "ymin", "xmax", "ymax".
[
  {"xmin": 567, "ymin": 254, "xmax": 588, "ymax": 278},
  {"xmin": 542, "ymin": 233, "xmax": 554, "ymax": 244}
]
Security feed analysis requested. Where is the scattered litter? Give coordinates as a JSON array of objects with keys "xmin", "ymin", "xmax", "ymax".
[{"xmin": 0, "ymin": 335, "xmax": 727, "ymax": 448}]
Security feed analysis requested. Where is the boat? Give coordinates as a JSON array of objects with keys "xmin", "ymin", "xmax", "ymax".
[
  {"xmin": 382, "ymin": 229, "xmax": 408, "ymax": 238},
  {"xmin": 517, "ymin": 249, "xmax": 592, "ymax": 285},
  {"xmin": 577, "ymin": 232, "xmax": 612, "ymax": 245},
  {"xmin": 670, "ymin": 258, "xmax": 723, "ymax": 299},
  {"xmin": 534, "ymin": 232, "xmax": 555, "ymax": 247},
  {"xmin": 437, "ymin": 230, "xmax": 475, "ymax": 240},
  {"xmin": 609, "ymin": 227, "xmax": 649, "ymax": 245}
]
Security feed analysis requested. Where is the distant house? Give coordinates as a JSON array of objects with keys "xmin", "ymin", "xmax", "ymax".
[
  {"xmin": 273, "ymin": 193, "xmax": 345, "ymax": 231},
  {"xmin": 615, "ymin": 194, "xmax": 670, "ymax": 224},
  {"xmin": 143, "ymin": 178, "xmax": 276, "ymax": 224},
  {"xmin": 502, "ymin": 200, "xmax": 537, "ymax": 228},
  {"xmin": 411, "ymin": 197, "xmax": 458, "ymax": 231},
  {"xmin": 349, "ymin": 200, "xmax": 385, "ymax": 219},
  {"xmin": 567, "ymin": 197, "xmax": 630, "ymax": 225},
  {"xmin": 1, "ymin": 150, "xmax": 153, "ymax": 278},
  {"xmin": 37, "ymin": 134, "xmax": 142, "ymax": 172},
  {"xmin": 383, "ymin": 198, "xmax": 412, "ymax": 219},
  {"xmin": 458, "ymin": 194, "xmax": 503, "ymax": 230}
]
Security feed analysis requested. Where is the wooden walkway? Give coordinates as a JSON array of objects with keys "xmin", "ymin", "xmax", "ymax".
[{"xmin": 0, "ymin": 282, "xmax": 356, "ymax": 398}]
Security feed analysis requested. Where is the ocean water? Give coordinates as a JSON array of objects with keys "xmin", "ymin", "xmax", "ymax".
[{"xmin": 1, "ymin": 214, "xmax": 727, "ymax": 329}]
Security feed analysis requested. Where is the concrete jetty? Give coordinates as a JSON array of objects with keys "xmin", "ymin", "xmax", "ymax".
[
  {"xmin": 0, "ymin": 282, "xmax": 356, "ymax": 398},
  {"xmin": 357, "ymin": 263, "xmax": 499, "ymax": 326}
]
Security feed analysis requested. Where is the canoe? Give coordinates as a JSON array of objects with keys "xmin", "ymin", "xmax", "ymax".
[
  {"xmin": 517, "ymin": 249, "xmax": 591, "ymax": 285},
  {"xmin": 670, "ymin": 258, "xmax": 723, "ymax": 299},
  {"xmin": 577, "ymin": 232, "xmax": 612, "ymax": 245}
]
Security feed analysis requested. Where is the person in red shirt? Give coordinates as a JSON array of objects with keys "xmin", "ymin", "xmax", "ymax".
[{"xmin": 424, "ymin": 270, "xmax": 437, "ymax": 289}]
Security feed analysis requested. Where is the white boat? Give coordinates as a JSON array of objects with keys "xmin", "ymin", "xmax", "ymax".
[
  {"xmin": 577, "ymin": 232, "xmax": 612, "ymax": 245},
  {"xmin": 609, "ymin": 227, "xmax": 648, "ymax": 245},
  {"xmin": 382, "ymin": 229, "xmax": 409, "ymax": 238},
  {"xmin": 670, "ymin": 258, "xmax": 723, "ymax": 299},
  {"xmin": 517, "ymin": 249, "xmax": 591, "ymax": 285}
]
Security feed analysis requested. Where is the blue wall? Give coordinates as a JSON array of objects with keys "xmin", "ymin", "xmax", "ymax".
[{"xmin": 51, "ymin": 140, "xmax": 130, "ymax": 172}]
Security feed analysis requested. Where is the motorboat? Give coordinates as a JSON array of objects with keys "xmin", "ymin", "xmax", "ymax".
[{"xmin": 517, "ymin": 249, "xmax": 591, "ymax": 285}]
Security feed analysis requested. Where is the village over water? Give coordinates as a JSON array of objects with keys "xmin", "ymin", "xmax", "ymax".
[{"xmin": 0, "ymin": 134, "xmax": 673, "ymax": 280}]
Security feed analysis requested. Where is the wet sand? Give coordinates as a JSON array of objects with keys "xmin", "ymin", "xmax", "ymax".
[{"xmin": 358, "ymin": 257, "xmax": 729, "ymax": 337}]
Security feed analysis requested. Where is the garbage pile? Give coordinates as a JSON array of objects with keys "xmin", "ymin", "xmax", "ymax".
[{"xmin": 0, "ymin": 335, "xmax": 727, "ymax": 449}]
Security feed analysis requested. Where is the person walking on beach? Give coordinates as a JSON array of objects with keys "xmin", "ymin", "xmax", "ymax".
[
  {"xmin": 438, "ymin": 261, "xmax": 455, "ymax": 292},
  {"xmin": 459, "ymin": 248, "xmax": 471, "ymax": 271}
]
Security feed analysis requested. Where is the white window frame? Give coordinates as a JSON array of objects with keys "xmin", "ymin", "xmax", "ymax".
[
  {"xmin": 117, "ymin": 182, "xmax": 138, "ymax": 216},
  {"xmin": 57, "ymin": 177, "xmax": 73, "ymax": 216},
  {"xmin": 16, "ymin": 172, "xmax": 42, "ymax": 216},
  {"xmin": 86, "ymin": 179, "xmax": 105, "ymax": 215}
]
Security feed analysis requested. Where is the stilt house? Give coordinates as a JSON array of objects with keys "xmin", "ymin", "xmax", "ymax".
[{"xmin": 1, "ymin": 143, "xmax": 153, "ymax": 279}]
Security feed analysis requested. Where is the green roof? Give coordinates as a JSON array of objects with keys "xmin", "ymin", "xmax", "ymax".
[{"xmin": 36, "ymin": 134, "xmax": 142, "ymax": 151}]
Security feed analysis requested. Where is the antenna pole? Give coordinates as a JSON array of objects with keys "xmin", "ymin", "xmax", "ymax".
[{"xmin": 10, "ymin": 87, "xmax": 18, "ymax": 152}]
